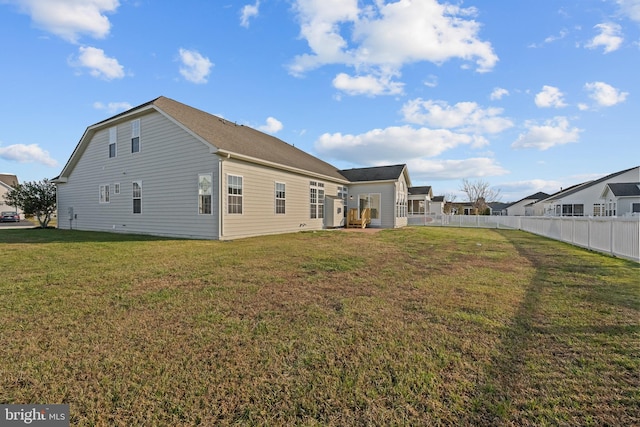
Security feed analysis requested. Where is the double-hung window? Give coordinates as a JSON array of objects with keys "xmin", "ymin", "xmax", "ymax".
[
  {"xmin": 109, "ymin": 127, "xmax": 117, "ymax": 158},
  {"xmin": 228, "ymin": 175, "xmax": 243, "ymax": 214},
  {"xmin": 131, "ymin": 119, "xmax": 140, "ymax": 153},
  {"xmin": 199, "ymin": 174, "xmax": 213, "ymax": 214},
  {"xmin": 132, "ymin": 181, "xmax": 142, "ymax": 214},
  {"xmin": 310, "ymin": 181, "xmax": 324, "ymax": 219},
  {"xmin": 99, "ymin": 184, "xmax": 110, "ymax": 203},
  {"xmin": 275, "ymin": 182, "xmax": 286, "ymax": 214}
]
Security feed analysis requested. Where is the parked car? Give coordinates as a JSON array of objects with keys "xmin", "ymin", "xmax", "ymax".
[{"xmin": 0, "ymin": 211, "xmax": 20, "ymax": 222}]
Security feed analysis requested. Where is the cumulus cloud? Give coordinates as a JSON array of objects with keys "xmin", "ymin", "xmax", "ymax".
[
  {"xmin": 512, "ymin": 117, "xmax": 582, "ymax": 150},
  {"xmin": 258, "ymin": 117, "xmax": 283, "ymax": 134},
  {"xmin": 289, "ymin": 0, "xmax": 498, "ymax": 94},
  {"xmin": 0, "ymin": 143, "xmax": 58, "ymax": 167},
  {"xmin": 616, "ymin": 0, "xmax": 640, "ymax": 23},
  {"xmin": 93, "ymin": 101, "xmax": 132, "ymax": 114},
  {"xmin": 315, "ymin": 125, "xmax": 478, "ymax": 164},
  {"xmin": 490, "ymin": 87, "xmax": 509, "ymax": 100},
  {"xmin": 178, "ymin": 48, "xmax": 213, "ymax": 84},
  {"xmin": 240, "ymin": 1, "xmax": 260, "ymax": 28},
  {"xmin": 71, "ymin": 46, "xmax": 125, "ymax": 80},
  {"xmin": 535, "ymin": 85, "xmax": 567, "ymax": 108},
  {"xmin": 332, "ymin": 72, "xmax": 404, "ymax": 96},
  {"xmin": 406, "ymin": 157, "xmax": 508, "ymax": 181},
  {"xmin": 586, "ymin": 22, "xmax": 623, "ymax": 53},
  {"xmin": 5, "ymin": 0, "xmax": 119, "ymax": 43},
  {"xmin": 401, "ymin": 99, "xmax": 513, "ymax": 135},
  {"xmin": 584, "ymin": 81, "xmax": 628, "ymax": 106}
]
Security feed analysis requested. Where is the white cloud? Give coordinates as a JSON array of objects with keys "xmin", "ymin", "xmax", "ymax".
[
  {"xmin": 616, "ymin": 0, "xmax": 640, "ymax": 23},
  {"xmin": 535, "ymin": 85, "xmax": 567, "ymax": 108},
  {"xmin": 0, "ymin": 143, "xmax": 58, "ymax": 167},
  {"xmin": 289, "ymin": 0, "xmax": 498, "ymax": 91},
  {"xmin": 406, "ymin": 157, "xmax": 508, "ymax": 180},
  {"xmin": 315, "ymin": 125, "xmax": 477, "ymax": 164},
  {"xmin": 258, "ymin": 117, "xmax": 283, "ymax": 134},
  {"xmin": 240, "ymin": 1, "xmax": 260, "ymax": 28},
  {"xmin": 512, "ymin": 117, "xmax": 582, "ymax": 150},
  {"xmin": 585, "ymin": 22, "xmax": 623, "ymax": 53},
  {"xmin": 5, "ymin": 0, "xmax": 119, "ymax": 43},
  {"xmin": 178, "ymin": 48, "xmax": 213, "ymax": 84},
  {"xmin": 332, "ymin": 72, "xmax": 404, "ymax": 96},
  {"xmin": 93, "ymin": 101, "xmax": 132, "ymax": 114},
  {"xmin": 584, "ymin": 81, "xmax": 628, "ymax": 106},
  {"xmin": 490, "ymin": 87, "xmax": 509, "ymax": 100},
  {"xmin": 72, "ymin": 46, "xmax": 124, "ymax": 80},
  {"xmin": 401, "ymin": 99, "xmax": 513, "ymax": 135}
]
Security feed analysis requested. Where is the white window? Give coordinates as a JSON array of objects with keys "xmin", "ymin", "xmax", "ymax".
[
  {"xmin": 396, "ymin": 182, "xmax": 407, "ymax": 217},
  {"xmin": 199, "ymin": 174, "xmax": 213, "ymax": 215},
  {"xmin": 132, "ymin": 181, "xmax": 142, "ymax": 214},
  {"xmin": 310, "ymin": 181, "xmax": 324, "ymax": 219},
  {"xmin": 109, "ymin": 127, "xmax": 117, "ymax": 158},
  {"xmin": 99, "ymin": 184, "xmax": 110, "ymax": 203},
  {"xmin": 275, "ymin": 182, "xmax": 286, "ymax": 214},
  {"xmin": 131, "ymin": 119, "xmax": 140, "ymax": 153},
  {"xmin": 338, "ymin": 186, "xmax": 348, "ymax": 217},
  {"xmin": 227, "ymin": 175, "xmax": 243, "ymax": 214},
  {"xmin": 114, "ymin": 183, "xmax": 120, "ymax": 195}
]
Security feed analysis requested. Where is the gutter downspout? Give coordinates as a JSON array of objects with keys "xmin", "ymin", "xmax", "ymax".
[{"xmin": 218, "ymin": 156, "xmax": 224, "ymax": 239}]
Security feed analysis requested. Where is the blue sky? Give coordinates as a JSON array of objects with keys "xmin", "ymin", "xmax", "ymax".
[{"xmin": 1, "ymin": 0, "xmax": 639, "ymax": 202}]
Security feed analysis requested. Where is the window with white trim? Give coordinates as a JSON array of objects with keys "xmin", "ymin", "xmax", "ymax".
[
  {"xmin": 338, "ymin": 186, "xmax": 348, "ymax": 217},
  {"xmin": 275, "ymin": 182, "xmax": 286, "ymax": 214},
  {"xmin": 310, "ymin": 181, "xmax": 324, "ymax": 219},
  {"xmin": 132, "ymin": 181, "xmax": 142, "ymax": 214},
  {"xmin": 109, "ymin": 127, "xmax": 117, "ymax": 158},
  {"xmin": 99, "ymin": 184, "xmax": 110, "ymax": 203},
  {"xmin": 396, "ymin": 181, "xmax": 407, "ymax": 217},
  {"xmin": 131, "ymin": 119, "xmax": 140, "ymax": 153},
  {"xmin": 227, "ymin": 175, "xmax": 243, "ymax": 214},
  {"xmin": 198, "ymin": 174, "xmax": 213, "ymax": 214}
]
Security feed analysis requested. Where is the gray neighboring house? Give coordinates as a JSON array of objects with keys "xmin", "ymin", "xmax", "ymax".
[
  {"xmin": 505, "ymin": 192, "xmax": 550, "ymax": 216},
  {"xmin": 600, "ymin": 183, "xmax": 640, "ymax": 217},
  {"xmin": 407, "ymin": 186, "xmax": 444, "ymax": 216},
  {"xmin": 0, "ymin": 174, "xmax": 20, "ymax": 214},
  {"xmin": 528, "ymin": 166, "xmax": 640, "ymax": 217},
  {"xmin": 53, "ymin": 96, "xmax": 411, "ymax": 240}
]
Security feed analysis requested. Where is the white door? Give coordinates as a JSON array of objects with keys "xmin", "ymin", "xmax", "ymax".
[{"xmin": 359, "ymin": 193, "xmax": 381, "ymax": 226}]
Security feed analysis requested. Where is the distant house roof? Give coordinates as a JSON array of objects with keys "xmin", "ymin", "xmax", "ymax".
[
  {"xmin": 539, "ymin": 166, "xmax": 639, "ymax": 202},
  {"xmin": 408, "ymin": 186, "xmax": 432, "ymax": 195},
  {"xmin": 340, "ymin": 164, "xmax": 408, "ymax": 183},
  {"xmin": 0, "ymin": 174, "xmax": 18, "ymax": 188},
  {"xmin": 505, "ymin": 191, "xmax": 550, "ymax": 208},
  {"xmin": 432, "ymin": 195, "xmax": 445, "ymax": 202},
  {"xmin": 489, "ymin": 202, "xmax": 510, "ymax": 211},
  {"xmin": 57, "ymin": 96, "xmax": 349, "ymax": 183},
  {"xmin": 603, "ymin": 183, "xmax": 640, "ymax": 197}
]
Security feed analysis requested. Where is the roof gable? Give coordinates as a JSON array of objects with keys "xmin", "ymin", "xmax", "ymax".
[
  {"xmin": 340, "ymin": 164, "xmax": 407, "ymax": 183},
  {"xmin": 539, "ymin": 166, "xmax": 639, "ymax": 202},
  {"xmin": 0, "ymin": 174, "xmax": 18, "ymax": 188},
  {"xmin": 57, "ymin": 96, "xmax": 349, "ymax": 183},
  {"xmin": 602, "ymin": 182, "xmax": 640, "ymax": 197}
]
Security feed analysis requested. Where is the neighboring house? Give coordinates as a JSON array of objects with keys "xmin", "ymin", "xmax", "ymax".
[
  {"xmin": 600, "ymin": 183, "xmax": 640, "ymax": 217},
  {"xmin": 340, "ymin": 164, "xmax": 411, "ymax": 229},
  {"xmin": 505, "ymin": 192, "xmax": 549, "ymax": 216},
  {"xmin": 407, "ymin": 186, "xmax": 444, "ymax": 216},
  {"xmin": 0, "ymin": 174, "xmax": 20, "ymax": 214},
  {"xmin": 529, "ymin": 166, "xmax": 640, "ymax": 217},
  {"xmin": 488, "ymin": 202, "xmax": 510, "ymax": 216},
  {"xmin": 53, "ymin": 96, "xmax": 411, "ymax": 240}
]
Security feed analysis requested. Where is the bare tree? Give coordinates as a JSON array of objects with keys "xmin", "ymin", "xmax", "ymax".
[
  {"xmin": 442, "ymin": 193, "xmax": 457, "ymax": 215},
  {"xmin": 460, "ymin": 179, "xmax": 501, "ymax": 215}
]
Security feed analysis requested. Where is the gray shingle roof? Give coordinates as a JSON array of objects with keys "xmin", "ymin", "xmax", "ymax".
[
  {"xmin": 606, "ymin": 183, "xmax": 640, "ymax": 197},
  {"xmin": 408, "ymin": 186, "xmax": 432, "ymax": 195},
  {"xmin": 152, "ymin": 97, "xmax": 348, "ymax": 182},
  {"xmin": 339, "ymin": 164, "xmax": 406, "ymax": 182}
]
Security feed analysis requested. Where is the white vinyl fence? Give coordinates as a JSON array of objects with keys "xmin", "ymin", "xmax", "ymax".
[{"xmin": 408, "ymin": 214, "xmax": 640, "ymax": 262}]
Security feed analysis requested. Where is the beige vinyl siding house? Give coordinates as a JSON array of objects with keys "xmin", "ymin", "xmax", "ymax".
[{"xmin": 56, "ymin": 96, "xmax": 418, "ymax": 240}]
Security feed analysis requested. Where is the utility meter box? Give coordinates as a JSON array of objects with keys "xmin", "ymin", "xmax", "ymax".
[{"xmin": 324, "ymin": 196, "xmax": 345, "ymax": 228}]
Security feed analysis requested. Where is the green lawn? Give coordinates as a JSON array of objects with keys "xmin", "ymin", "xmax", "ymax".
[{"xmin": 0, "ymin": 227, "xmax": 638, "ymax": 426}]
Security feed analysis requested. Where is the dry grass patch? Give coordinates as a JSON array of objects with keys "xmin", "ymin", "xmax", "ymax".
[{"xmin": 0, "ymin": 227, "xmax": 637, "ymax": 426}]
